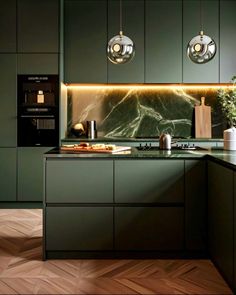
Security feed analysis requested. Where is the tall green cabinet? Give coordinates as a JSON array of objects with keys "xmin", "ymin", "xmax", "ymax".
[
  {"xmin": 0, "ymin": 55, "xmax": 17, "ymax": 147},
  {"xmin": 0, "ymin": 54, "xmax": 17, "ymax": 202},
  {"xmin": 0, "ymin": 0, "xmax": 59, "ymax": 206}
]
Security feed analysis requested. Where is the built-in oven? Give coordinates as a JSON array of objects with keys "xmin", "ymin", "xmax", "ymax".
[{"xmin": 17, "ymin": 75, "xmax": 59, "ymax": 147}]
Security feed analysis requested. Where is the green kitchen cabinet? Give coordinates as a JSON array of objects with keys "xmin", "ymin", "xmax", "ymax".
[
  {"xmin": 46, "ymin": 159, "xmax": 113, "ymax": 203},
  {"xmin": 46, "ymin": 207, "xmax": 113, "ymax": 251},
  {"xmin": 145, "ymin": 0, "xmax": 182, "ymax": 83},
  {"xmin": 0, "ymin": 54, "xmax": 17, "ymax": 147},
  {"xmin": 17, "ymin": 0, "xmax": 59, "ymax": 53},
  {"xmin": 220, "ymin": 0, "xmax": 236, "ymax": 82},
  {"xmin": 108, "ymin": 0, "xmax": 144, "ymax": 83},
  {"xmin": 17, "ymin": 147, "xmax": 51, "ymax": 202},
  {"xmin": 115, "ymin": 207, "xmax": 184, "ymax": 251},
  {"xmin": 183, "ymin": 0, "xmax": 219, "ymax": 83},
  {"xmin": 114, "ymin": 160, "xmax": 184, "ymax": 203},
  {"xmin": 0, "ymin": 0, "xmax": 16, "ymax": 52},
  {"xmin": 208, "ymin": 161, "xmax": 233, "ymax": 287},
  {"xmin": 0, "ymin": 148, "xmax": 17, "ymax": 202},
  {"xmin": 185, "ymin": 160, "xmax": 207, "ymax": 251},
  {"xmin": 17, "ymin": 54, "xmax": 59, "ymax": 74},
  {"xmin": 64, "ymin": 0, "xmax": 107, "ymax": 83}
]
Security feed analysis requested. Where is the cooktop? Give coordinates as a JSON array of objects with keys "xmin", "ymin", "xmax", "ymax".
[{"xmin": 136, "ymin": 143, "xmax": 207, "ymax": 151}]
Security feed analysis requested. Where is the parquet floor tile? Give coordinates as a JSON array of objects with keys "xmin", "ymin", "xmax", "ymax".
[{"xmin": 0, "ymin": 209, "xmax": 233, "ymax": 295}]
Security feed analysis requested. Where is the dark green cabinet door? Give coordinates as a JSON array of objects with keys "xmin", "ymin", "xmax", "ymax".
[
  {"xmin": 0, "ymin": 148, "xmax": 17, "ymax": 202},
  {"xmin": 208, "ymin": 161, "xmax": 233, "ymax": 287},
  {"xmin": 17, "ymin": 54, "xmax": 59, "ymax": 74},
  {"xmin": 185, "ymin": 160, "xmax": 207, "ymax": 251},
  {"xmin": 18, "ymin": 147, "xmax": 50, "ymax": 202},
  {"xmin": 115, "ymin": 207, "xmax": 184, "ymax": 251},
  {"xmin": 0, "ymin": 54, "xmax": 16, "ymax": 147},
  {"xmin": 46, "ymin": 207, "xmax": 113, "ymax": 250},
  {"xmin": 46, "ymin": 159, "xmax": 113, "ymax": 203},
  {"xmin": 145, "ymin": 0, "xmax": 182, "ymax": 83},
  {"xmin": 64, "ymin": 0, "xmax": 107, "ymax": 83},
  {"xmin": 115, "ymin": 160, "xmax": 184, "ymax": 203},
  {"xmin": 183, "ymin": 0, "xmax": 219, "ymax": 83},
  {"xmin": 108, "ymin": 0, "xmax": 144, "ymax": 83},
  {"xmin": 0, "ymin": 0, "xmax": 16, "ymax": 52},
  {"xmin": 220, "ymin": 0, "xmax": 236, "ymax": 82},
  {"xmin": 17, "ymin": 0, "xmax": 59, "ymax": 53}
]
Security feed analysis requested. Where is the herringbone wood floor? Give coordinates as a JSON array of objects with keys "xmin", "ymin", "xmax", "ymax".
[{"xmin": 0, "ymin": 209, "xmax": 233, "ymax": 294}]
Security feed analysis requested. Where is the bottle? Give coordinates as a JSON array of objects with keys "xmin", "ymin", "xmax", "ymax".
[{"xmin": 37, "ymin": 90, "xmax": 44, "ymax": 104}]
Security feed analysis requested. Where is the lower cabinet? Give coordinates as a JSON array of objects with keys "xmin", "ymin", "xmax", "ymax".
[
  {"xmin": 185, "ymin": 160, "xmax": 207, "ymax": 251},
  {"xmin": 115, "ymin": 207, "xmax": 184, "ymax": 251},
  {"xmin": 17, "ymin": 147, "xmax": 51, "ymax": 201},
  {"xmin": 208, "ymin": 160, "xmax": 234, "ymax": 287},
  {"xmin": 44, "ymin": 158, "xmax": 206, "ymax": 257},
  {"xmin": 46, "ymin": 207, "xmax": 113, "ymax": 251},
  {"xmin": 0, "ymin": 148, "xmax": 17, "ymax": 202},
  {"xmin": 115, "ymin": 160, "xmax": 184, "ymax": 203},
  {"xmin": 46, "ymin": 159, "xmax": 113, "ymax": 203}
]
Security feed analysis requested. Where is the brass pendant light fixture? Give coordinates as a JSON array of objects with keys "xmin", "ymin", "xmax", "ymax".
[
  {"xmin": 107, "ymin": 0, "xmax": 135, "ymax": 64},
  {"xmin": 187, "ymin": 0, "xmax": 216, "ymax": 64}
]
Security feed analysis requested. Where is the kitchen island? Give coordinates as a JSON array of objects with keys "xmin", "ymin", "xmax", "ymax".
[{"xmin": 43, "ymin": 147, "xmax": 236, "ymax": 292}]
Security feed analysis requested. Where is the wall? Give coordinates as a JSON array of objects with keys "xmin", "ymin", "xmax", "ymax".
[{"xmin": 67, "ymin": 86, "xmax": 226, "ymax": 139}]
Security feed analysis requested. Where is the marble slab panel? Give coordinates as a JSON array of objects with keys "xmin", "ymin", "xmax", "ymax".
[{"xmin": 67, "ymin": 88, "xmax": 226, "ymax": 139}]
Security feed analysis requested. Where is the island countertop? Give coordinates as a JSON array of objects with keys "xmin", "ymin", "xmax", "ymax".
[{"xmin": 45, "ymin": 147, "xmax": 236, "ymax": 170}]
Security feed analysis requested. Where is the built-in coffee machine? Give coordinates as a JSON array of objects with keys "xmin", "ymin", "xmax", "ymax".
[{"xmin": 17, "ymin": 75, "xmax": 59, "ymax": 146}]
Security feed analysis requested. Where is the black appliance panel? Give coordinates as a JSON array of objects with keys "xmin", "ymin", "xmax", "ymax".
[{"xmin": 17, "ymin": 75, "xmax": 59, "ymax": 147}]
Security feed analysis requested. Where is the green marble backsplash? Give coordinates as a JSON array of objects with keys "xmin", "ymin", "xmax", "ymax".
[{"xmin": 67, "ymin": 87, "xmax": 226, "ymax": 138}]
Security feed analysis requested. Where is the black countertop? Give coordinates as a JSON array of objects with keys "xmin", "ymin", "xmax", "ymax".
[{"xmin": 45, "ymin": 147, "xmax": 236, "ymax": 171}]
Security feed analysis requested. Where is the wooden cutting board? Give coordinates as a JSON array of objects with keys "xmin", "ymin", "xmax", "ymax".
[
  {"xmin": 195, "ymin": 96, "xmax": 212, "ymax": 138},
  {"xmin": 61, "ymin": 145, "xmax": 131, "ymax": 154}
]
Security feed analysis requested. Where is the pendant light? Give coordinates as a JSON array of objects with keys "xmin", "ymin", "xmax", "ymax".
[
  {"xmin": 107, "ymin": 0, "xmax": 135, "ymax": 64},
  {"xmin": 187, "ymin": 0, "xmax": 216, "ymax": 64}
]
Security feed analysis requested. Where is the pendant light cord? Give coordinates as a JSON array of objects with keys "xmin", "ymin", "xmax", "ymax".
[
  {"xmin": 200, "ymin": 0, "xmax": 203, "ymax": 33},
  {"xmin": 120, "ymin": 0, "xmax": 123, "ymax": 35}
]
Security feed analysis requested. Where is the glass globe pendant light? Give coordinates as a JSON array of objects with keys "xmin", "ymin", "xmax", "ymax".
[
  {"xmin": 187, "ymin": 0, "xmax": 216, "ymax": 64},
  {"xmin": 107, "ymin": 0, "xmax": 135, "ymax": 64}
]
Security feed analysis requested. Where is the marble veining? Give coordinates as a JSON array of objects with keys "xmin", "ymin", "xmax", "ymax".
[{"xmin": 67, "ymin": 88, "xmax": 226, "ymax": 138}]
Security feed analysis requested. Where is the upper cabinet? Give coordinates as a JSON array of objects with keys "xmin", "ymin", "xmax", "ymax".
[
  {"xmin": 64, "ymin": 0, "xmax": 107, "ymax": 83},
  {"xmin": 108, "ymin": 0, "xmax": 144, "ymax": 83},
  {"xmin": 183, "ymin": 0, "xmax": 219, "ymax": 83},
  {"xmin": 17, "ymin": 54, "xmax": 59, "ymax": 74},
  {"xmin": 145, "ymin": 0, "xmax": 182, "ymax": 83},
  {"xmin": 63, "ymin": 0, "xmax": 234, "ymax": 84},
  {"xmin": 220, "ymin": 0, "xmax": 236, "ymax": 83},
  {"xmin": 0, "ymin": 0, "xmax": 16, "ymax": 52},
  {"xmin": 17, "ymin": 0, "xmax": 59, "ymax": 53}
]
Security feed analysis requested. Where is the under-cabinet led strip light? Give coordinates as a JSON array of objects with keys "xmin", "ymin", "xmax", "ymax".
[{"xmin": 66, "ymin": 84, "xmax": 236, "ymax": 90}]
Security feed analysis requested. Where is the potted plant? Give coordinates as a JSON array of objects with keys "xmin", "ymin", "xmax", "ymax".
[{"xmin": 217, "ymin": 76, "xmax": 236, "ymax": 150}]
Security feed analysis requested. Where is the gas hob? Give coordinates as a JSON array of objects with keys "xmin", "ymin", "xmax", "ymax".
[{"xmin": 136, "ymin": 143, "xmax": 207, "ymax": 151}]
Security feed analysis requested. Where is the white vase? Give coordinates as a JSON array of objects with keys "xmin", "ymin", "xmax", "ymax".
[{"xmin": 224, "ymin": 127, "xmax": 236, "ymax": 150}]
